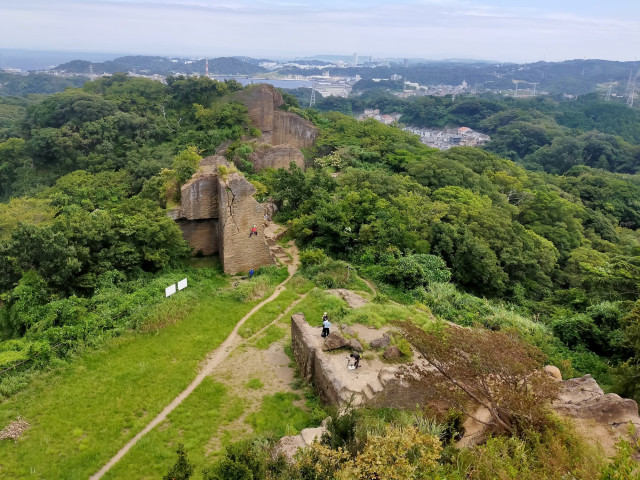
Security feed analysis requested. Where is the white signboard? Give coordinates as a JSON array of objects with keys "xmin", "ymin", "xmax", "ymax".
[
  {"xmin": 165, "ymin": 284, "xmax": 177, "ymax": 297},
  {"xmin": 177, "ymin": 278, "xmax": 188, "ymax": 291}
]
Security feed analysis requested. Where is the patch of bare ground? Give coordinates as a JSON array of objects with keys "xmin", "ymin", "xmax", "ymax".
[
  {"xmin": 205, "ymin": 337, "xmax": 299, "ymax": 456},
  {"xmin": 0, "ymin": 416, "xmax": 30, "ymax": 442}
]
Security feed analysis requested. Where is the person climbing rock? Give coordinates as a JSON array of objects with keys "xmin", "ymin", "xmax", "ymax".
[
  {"xmin": 249, "ymin": 225, "xmax": 258, "ymax": 237},
  {"xmin": 350, "ymin": 352, "xmax": 361, "ymax": 369},
  {"xmin": 321, "ymin": 313, "xmax": 331, "ymax": 338}
]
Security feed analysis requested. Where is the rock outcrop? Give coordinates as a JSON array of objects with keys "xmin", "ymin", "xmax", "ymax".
[
  {"xmin": 235, "ymin": 84, "xmax": 318, "ymax": 149},
  {"xmin": 218, "ymin": 173, "xmax": 272, "ymax": 274},
  {"xmin": 170, "ymin": 157, "xmax": 272, "ymax": 274},
  {"xmin": 291, "ymin": 313, "xmax": 437, "ymax": 408},
  {"xmin": 554, "ymin": 375, "xmax": 640, "ymax": 452},
  {"xmin": 248, "ymin": 144, "xmax": 305, "ymax": 171}
]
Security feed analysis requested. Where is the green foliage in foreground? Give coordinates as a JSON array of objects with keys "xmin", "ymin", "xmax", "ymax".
[{"xmin": 190, "ymin": 406, "xmax": 630, "ymax": 480}]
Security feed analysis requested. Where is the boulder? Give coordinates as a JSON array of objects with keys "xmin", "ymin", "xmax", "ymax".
[
  {"xmin": 371, "ymin": 336, "xmax": 391, "ymax": 350},
  {"xmin": 554, "ymin": 375, "xmax": 640, "ymax": 424},
  {"xmin": 544, "ymin": 365, "xmax": 562, "ymax": 381},
  {"xmin": 323, "ymin": 332, "xmax": 349, "ymax": 351},
  {"xmin": 383, "ymin": 345, "xmax": 402, "ymax": 360},
  {"xmin": 341, "ymin": 325, "xmax": 357, "ymax": 337},
  {"xmin": 348, "ymin": 338, "xmax": 363, "ymax": 352}
]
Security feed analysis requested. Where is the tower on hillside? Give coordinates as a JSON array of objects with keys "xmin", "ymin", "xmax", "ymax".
[
  {"xmin": 353, "ymin": 52, "xmax": 358, "ymax": 67},
  {"xmin": 309, "ymin": 82, "xmax": 316, "ymax": 108},
  {"xmin": 205, "ymin": 58, "xmax": 209, "ymax": 77}
]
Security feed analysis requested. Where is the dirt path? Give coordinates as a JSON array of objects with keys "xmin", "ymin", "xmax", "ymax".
[{"xmin": 90, "ymin": 244, "xmax": 299, "ymax": 480}]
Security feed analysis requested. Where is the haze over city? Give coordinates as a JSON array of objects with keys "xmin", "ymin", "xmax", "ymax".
[{"xmin": 1, "ymin": 0, "xmax": 639, "ymax": 62}]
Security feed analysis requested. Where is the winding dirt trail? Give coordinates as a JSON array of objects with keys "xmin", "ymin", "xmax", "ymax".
[{"xmin": 90, "ymin": 244, "xmax": 299, "ymax": 480}]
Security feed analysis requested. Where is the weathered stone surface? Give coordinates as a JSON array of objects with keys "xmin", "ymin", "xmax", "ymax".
[
  {"xmin": 175, "ymin": 219, "xmax": 219, "ymax": 256},
  {"xmin": 291, "ymin": 314, "xmax": 438, "ymax": 409},
  {"xmin": 341, "ymin": 325, "xmax": 357, "ymax": 337},
  {"xmin": 323, "ymin": 332, "xmax": 349, "ymax": 351},
  {"xmin": 554, "ymin": 375, "xmax": 640, "ymax": 424},
  {"xmin": 174, "ymin": 171, "xmax": 220, "ymax": 220},
  {"xmin": 272, "ymin": 111, "xmax": 317, "ymax": 149},
  {"xmin": 274, "ymin": 424, "xmax": 328, "ymax": 462},
  {"xmin": 348, "ymin": 338, "xmax": 363, "ymax": 352},
  {"xmin": 544, "ymin": 365, "xmax": 562, "ymax": 381},
  {"xmin": 235, "ymin": 84, "xmax": 317, "ymax": 149},
  {"xmin": 249, "ymin": 144, "xmax": 305, "ymax": 171},
  {"xmin": 218, "ymin": 173, "xmax": 273, "ymax": 274},
  {"xmin": 370, "ymin": 336, "xmax": 391, "ymax": 350},
  {"xmin": 383, "ymin": 345, "xmax": 402, "ymax": 359},
  {"xmin": 552, "ymin": 375, "xmax": 640, "ymax": 456},
  {"xmin": 327, "ymin": 289, "xmax": 369, "ymax": 308}
]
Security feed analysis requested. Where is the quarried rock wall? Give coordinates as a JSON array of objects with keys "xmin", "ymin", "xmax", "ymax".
[
  {"xmin": 291, "ymin": 313, "xmax": 437, "ymax": 408},
  {"xmin": 175, "ymin": 219, "xmax": 219, "ymax": 256},
  {"xmin": 218, "ymin": 173, "xmax": 272, "ymax": 274},
  {"xmin": 235, "ymin": 84, "xmax": 318, "ymax": 150},
  {"xmin": 249, "ymin": 144, "xmax": 305, "ymax": 171}
]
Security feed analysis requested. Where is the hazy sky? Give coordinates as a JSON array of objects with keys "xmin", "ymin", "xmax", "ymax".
[{"xmin": 1, "ymin": 0, "xmax": 639, "ymax": 62}]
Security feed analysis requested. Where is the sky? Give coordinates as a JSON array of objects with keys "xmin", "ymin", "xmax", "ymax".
[{"xmin": 1, "ymin": 0, "xmax": 639, "ymax": 63}]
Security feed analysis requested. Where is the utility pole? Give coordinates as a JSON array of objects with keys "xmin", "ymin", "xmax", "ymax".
[{"xmin": 309, "ymin": 82, "xmax": 316, "ymax": 108}]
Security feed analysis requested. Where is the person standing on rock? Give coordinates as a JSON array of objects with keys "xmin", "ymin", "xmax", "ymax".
[
  {"xmin": 350, "ymin": 352, "xmax": 361, "ymax": 369},
  {"xmin": 249, "ymin": 225, "xmax": 258, "ymax": 237},
  {"xmin": 321, "ymin": 313, "xmax": 331, "ymax": 338}
]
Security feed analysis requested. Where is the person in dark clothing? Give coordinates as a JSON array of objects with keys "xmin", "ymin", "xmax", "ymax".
[
  {"xmin": 249, "ymin": 269, "xmax": 254, "ymax": 278},
  {"xmin": 321, "ymin": 313, "xmax": 330, "ymax": 338},
  {"xmin": 350, "ymin": 352, "xmax": 361, "ymax": 368}
]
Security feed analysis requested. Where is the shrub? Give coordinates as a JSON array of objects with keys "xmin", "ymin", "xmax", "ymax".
[
  {"xmin": 163, "ymin": 444, "xmax": 194, "ymax": 480},
  {"xmin": 383, "ymin": 254, "xmax": 451, "ymax": 290}
]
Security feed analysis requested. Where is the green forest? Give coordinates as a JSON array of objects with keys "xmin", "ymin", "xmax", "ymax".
[{"xmin": 1, "ymin": 73, "xmax": 640, "ymax": 479}]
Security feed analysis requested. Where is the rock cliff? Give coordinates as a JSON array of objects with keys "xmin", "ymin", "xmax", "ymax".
[
  {"xmin": 170, "ymin": 156, "xmax": 272, "ymax": 274},
  {"xmin": 235, "ymin": 84, "xmax": 318, "ymax": 150},
  {"xmin": 248, "ymin": 144, "xmax": 305, "ymax": 171},
  {"xmin": 218, "ymin": 172, "xmax": 272, "ymax": 274}
]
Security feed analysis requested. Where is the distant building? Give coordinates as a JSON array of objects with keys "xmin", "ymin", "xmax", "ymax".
[{"xmin": 390, "ymin": 74, "xmax": 402, "ymax": 81}]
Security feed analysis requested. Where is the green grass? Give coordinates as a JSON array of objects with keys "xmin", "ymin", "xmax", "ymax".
[
  {"xmin": 246, "ymin": 392, "xmax": 315, "ymax": 437},
  {"xmin": 0, "ymin": 286, "xmax": 269, "ymax": 479},
  {"xmin": 103, "ymin": 378, "xmax": 244, "ymax": 480},
  {"xmin": 254, "ymin": 325, "xmax": 286, "ymax": 350},
  {"xmin": 246, "ymin": 378, "xmax": 263, "ymax": 390},
  {"xmin": 292, "ymin": 289, "xmax": 349, "ymax": 327},
  {"xmin": 239, "ymin": 287, "xmax": 299, "ymax": 339}
]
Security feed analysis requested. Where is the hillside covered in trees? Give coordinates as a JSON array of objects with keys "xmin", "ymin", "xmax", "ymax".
[{"xmin": 0, "ymin": 73, "xmax": 640, "ymax": 478}]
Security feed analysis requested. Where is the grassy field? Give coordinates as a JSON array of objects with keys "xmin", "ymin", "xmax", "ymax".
[
  {"xmin": 0, "ymin": 276, "xmax": 271, "ymax": 479},
  {"xmin": 103, "ymin": 378, "xmax": 245, "ymax": 480}
]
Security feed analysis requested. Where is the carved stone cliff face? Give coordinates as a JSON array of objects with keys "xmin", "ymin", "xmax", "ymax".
[
  {"xmin": 169, "ymin": 156, "xmax": 273, "ymax": 273},
  {"xmin": 218, "ymin": 173, "xmax": 272, "ymax": 274},
  {"xmin": 235, "ymin": 84, "xmax": 318, "ymax": 150},
  {"xmin": 249, "ymin": 144, "xmax": 305, "ymax": 171}
]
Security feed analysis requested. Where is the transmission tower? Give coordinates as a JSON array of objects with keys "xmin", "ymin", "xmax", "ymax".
[
  {"xmin": 309, "ymin": 82, "xmax": 316, "ymax": 108},
  {"xmin": 605, "ymin": 84, "xmax": 612, "ymax": 101},
  {"xmin": 89, "ymin": 64, "xmax": 94, "ymax": 80},
  {"xmin": 626, "ymin": 71, "xmax": 638, "ymax": 107},
  {"xmin": 531, "ymin": 82, "xmax": 538, "ymax": 96}
]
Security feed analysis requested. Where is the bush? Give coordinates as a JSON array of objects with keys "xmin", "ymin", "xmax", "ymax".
[
  {"xmin": 163, "ymin": 444, "xmax": 194, "ymax": 480},
  {"xmin": 383, "ymin": 254, "xmax": 451, "ymax": 290}
]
